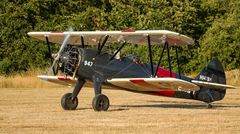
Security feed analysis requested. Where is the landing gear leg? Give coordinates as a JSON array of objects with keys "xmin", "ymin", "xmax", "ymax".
[
  {"xmin": 61, "ymin": 79, "xmax": 85, "ymax": 110},
  {"xmin": 92, "ymin": 75, "xmax": 109, "ymax": 111}
]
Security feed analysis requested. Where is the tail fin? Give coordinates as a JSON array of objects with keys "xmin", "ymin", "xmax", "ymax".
[{"xmin": 193, "ymin": 58, "xmax": 226, "ymax": 103}]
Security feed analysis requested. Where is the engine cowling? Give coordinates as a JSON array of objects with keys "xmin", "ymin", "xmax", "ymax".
[{"xmin": 59, "ymin": 45, "xmax": 81, "ymax": 76}]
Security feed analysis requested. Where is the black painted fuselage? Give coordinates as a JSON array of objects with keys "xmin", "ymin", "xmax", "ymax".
[
  {"xmin": 73, "ymin": 48, "xmax": 227, "ymax": 103},
  {"xmin": 75, "ymin": 48, "xmax": 197, "ymax": 99}
]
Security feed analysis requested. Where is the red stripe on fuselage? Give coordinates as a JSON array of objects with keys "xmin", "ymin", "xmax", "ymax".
[
  {"xmin": 156, "ymin": 68, "xmax": 176, "ymax": 78},
  {"xmin": 155, "ymin": 67, "xmax": 176, "ymax": 97},
  {"xmin": 154, "ymin": 91, "xmax": 176, "ymax": 97}
]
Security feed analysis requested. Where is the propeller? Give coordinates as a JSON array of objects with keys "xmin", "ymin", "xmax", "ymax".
[{"xmin": 47, "ymin": 27, "xmax": 73, "ymax": 76}]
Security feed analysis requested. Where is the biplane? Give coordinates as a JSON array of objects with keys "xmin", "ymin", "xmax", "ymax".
[{"xmin": 27, "ymin": 30, "xmax": 235, "ymax": 111}]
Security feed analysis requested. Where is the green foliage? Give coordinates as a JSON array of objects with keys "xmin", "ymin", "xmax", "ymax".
[
  {"xmin": 0, "ymin": 0, "xmax": 239, "ymax": 75},
  {"xmin": 198, "ymin": 0, "xmax": 240, "ymax": 70}
]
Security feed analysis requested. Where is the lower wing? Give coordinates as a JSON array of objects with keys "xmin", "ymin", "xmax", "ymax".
[
  {"xmin": 37, "ymin": 75, "xmax": 77, "ymax": 86},
  {"xmin": 107, "ymin": 78, "xmax": 200, "ymax": 92}
]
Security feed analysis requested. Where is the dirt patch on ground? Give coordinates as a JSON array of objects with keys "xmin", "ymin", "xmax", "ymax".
[{"xmin": 1, "ymin": 87, "xmax": 240, "ymax": 134}]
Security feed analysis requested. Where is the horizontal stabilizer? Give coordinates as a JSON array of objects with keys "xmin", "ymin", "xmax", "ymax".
[{"xmin": 192, "ymin": 80, "xmax": 235, "ymax": 89}]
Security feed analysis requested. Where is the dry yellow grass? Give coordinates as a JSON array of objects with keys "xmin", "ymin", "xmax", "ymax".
[
  {"xmin": 0, "ymin": 70, "xmax": 63, "ymax": 88},
  {"xmin": 0, "ymin": 69, "xmax": 239, "ymax": 133},
  {"xmin": 226, "ymin": 69, "xmax": 240, "ymax": 86},
  {"xmin": 0, "ymin": 87, "xmax": 240, "ymax": 134},
  {"xmin": 0, "ymin": 76, "xmax": 63, "ymax": 88}
]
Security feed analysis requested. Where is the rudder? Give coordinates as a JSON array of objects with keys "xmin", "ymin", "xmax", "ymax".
[{"xmin": 194, "ymin": 58, "xmax": 226, "ymax": 103}]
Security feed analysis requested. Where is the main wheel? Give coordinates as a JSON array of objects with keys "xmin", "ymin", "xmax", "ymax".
[
  {"xmin": 61, "ymin": 93, "xmax": 78, "ymax": 110},
  {"xmin": 92, "ymin": 94, "xmax": 109, "ymax": 111}
]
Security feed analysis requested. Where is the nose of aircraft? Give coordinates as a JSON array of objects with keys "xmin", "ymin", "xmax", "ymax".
[{"xmin": 58, "ymin": 45, "xmax": 81, "ymax": 76}]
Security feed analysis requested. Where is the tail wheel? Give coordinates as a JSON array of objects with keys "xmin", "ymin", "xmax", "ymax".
[
  {"xmin": 207, "ymin": 103, "xmax": 213, "ymax": 109},
  {"xmin": 61, "ymin": 93, "xmax": 78, "ymax": 110},
  {"xmin": 92, "ymin": 94, "xmax": 109, "ymax": 111}
]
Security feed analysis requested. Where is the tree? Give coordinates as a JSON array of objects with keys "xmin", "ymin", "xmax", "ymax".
[
  {"xmin": 0, "ymin": 0, "xmax": 239, "ymax": 75},
  {"xmin": 198, "ymin": 0, "xmax": 240, "ymax": 70}
]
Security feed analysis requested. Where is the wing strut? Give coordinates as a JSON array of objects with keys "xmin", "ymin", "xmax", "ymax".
[
  {"xmin": 154, "ymin": 43, "xmax": 167, "ymax": 77},
  {"xmin": 45, "ymin": 36, "xmax": 53, "ymax": 64},
  {"xmin": 47, "ymin": 28, "xmax": 72, "ymax": 76},
  {"xmin": 175, "ymin": 47, "xmax": 181, "ymax": 79},
  {"xmin": 147, "ymin": 35, "xmax": 154, "ymax": 77},
  {"xmin": 166, "ymin": 41, "xmax": 172, "ymax": 77},
  {"xmin": 110, "ymin": 41, "xmax": 126, "ymax": 60},
  {"xmin": 98, "ymin": 35, "xmax": 109, "ymax": 55},
  {"xmin": 80, "ymin": 36, "xmax": 85, "ymax": 48},
  {"xmin": 154, "ymin": 39, "xmax": 181, "ymax": 79}
]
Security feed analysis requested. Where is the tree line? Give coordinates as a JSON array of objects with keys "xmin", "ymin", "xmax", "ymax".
[{"xmin": 0, "ymin": 0, "xmax": 239, "ymax": 75}]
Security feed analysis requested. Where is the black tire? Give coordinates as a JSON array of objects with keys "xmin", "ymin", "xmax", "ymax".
[
  {"xmin": 92, "ymin": 94, "xmax": 110, "ymax": 111},
  {"xmin": 61, "ymin": 93, "xmax": 78, "ymax": 110}
]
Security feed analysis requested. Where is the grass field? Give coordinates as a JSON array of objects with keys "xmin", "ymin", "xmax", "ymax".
[{"xmin": 1, "ymin": 87, "xmax": 240, "ymax": 134}]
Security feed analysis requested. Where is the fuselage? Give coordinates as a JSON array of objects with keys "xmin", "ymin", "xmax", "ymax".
[{"xmin": 76, "ymin": 48, "xmax": 194, "ymax": 99}]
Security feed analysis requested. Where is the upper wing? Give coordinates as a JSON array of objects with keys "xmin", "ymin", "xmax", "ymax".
[
  {"xmin": 192, "ymin": 80, "xmax": 236, "ymax": 89},
  {"xmin": 27, "ymin": 30, "xmax": 194, "ymax": 46},
  {"xmin": 107, "ymin": 77, "xmax": 200, "ymax": 92}
]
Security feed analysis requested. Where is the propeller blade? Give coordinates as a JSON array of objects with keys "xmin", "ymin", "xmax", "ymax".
[{"xmin": 47, "ymin": 27, "xmax": 73, "ymax": 76}]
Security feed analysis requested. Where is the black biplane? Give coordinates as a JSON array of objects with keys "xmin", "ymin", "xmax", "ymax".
[{"xmin": 28, "ymin": 30, "xmax": 235, "ymax": 111}]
